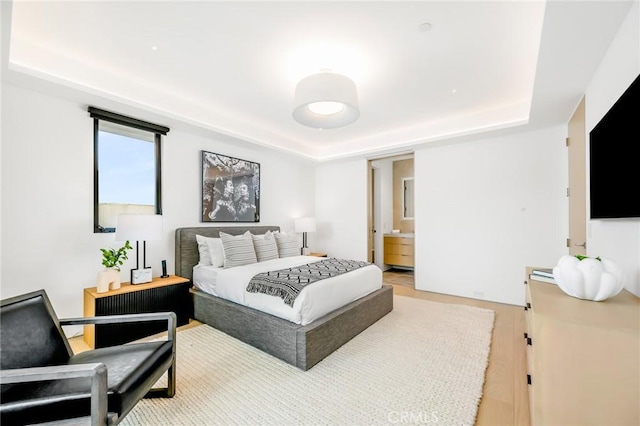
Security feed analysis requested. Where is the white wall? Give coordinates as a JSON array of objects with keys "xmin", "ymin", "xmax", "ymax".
[
  {"xmin": 314, "ymin": 158, "xmax": 369, "ymax": 261},
  {"xmin": 413, "ymin": 126, "xmax": 568, "ymax": 305},
  {"xmin": 0, "ymin": 82, "xmax": 316, "ymax": 322},
  {"xmin": 584, "ymin": 0, "xmax": 640, "ymax": 296}
]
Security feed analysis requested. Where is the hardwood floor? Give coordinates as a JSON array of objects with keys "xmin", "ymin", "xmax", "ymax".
[
  {"xmin": 385, "ymin": 269, "xmax": 530, "ymax": 426},
  {"xmin": 70, "ymin": 270, "xmax": 530, "ymax": 426}
]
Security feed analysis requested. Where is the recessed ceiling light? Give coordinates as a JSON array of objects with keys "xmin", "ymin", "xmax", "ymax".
[
  {"xmin": 418, "ymin": 23, "xmax": 432, "ymax": 33},
  {"xmin": 151, "ymin": 46, "xmax": 158, "ymax": 51},
  {"xmin": 452, "ymin": 89, "xmax": 457, "ymax": 94}
]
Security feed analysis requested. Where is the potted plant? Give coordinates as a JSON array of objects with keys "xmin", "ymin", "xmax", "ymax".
[{"xmin": 97, "ymin": 241, "xmax": 133, "ymax": 293}]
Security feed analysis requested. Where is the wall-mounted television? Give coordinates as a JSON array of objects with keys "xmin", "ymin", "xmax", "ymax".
[{"xmin": 589, "ymin": 73, "xmax": 640, "ymax": 219}]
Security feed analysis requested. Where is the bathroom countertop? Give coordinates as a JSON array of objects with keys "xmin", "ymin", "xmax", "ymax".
[{"xmin": 383, "ymin": 233, "xmax": 414, "ymax": 238}]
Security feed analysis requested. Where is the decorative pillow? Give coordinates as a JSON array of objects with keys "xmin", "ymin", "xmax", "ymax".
[
  {"xmin": 220, "ymin": 231, "xmax": 258, "ymax": 268},
  {"xmin": 274, "ymin": 232, "xmax": 300, "ymax": 258},
  {"xmin": 195, "ymin": 234, "xmax": 212, "ymax": 266},
  {"xmin": 205, "ymin": 237, "xmax": 225, "ymax": 268},
  {"xmin": 196, "ymin": 235, "xmax": 224, "ymax": 267},
  {"xmin": 251, "ymin": 231, "xmax": 279, "ymax": 262}
]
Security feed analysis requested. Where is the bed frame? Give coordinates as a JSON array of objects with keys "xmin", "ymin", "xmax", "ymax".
[{"xmin": 175, "ymin": 226, "xmax": 393, "ymax": 370}]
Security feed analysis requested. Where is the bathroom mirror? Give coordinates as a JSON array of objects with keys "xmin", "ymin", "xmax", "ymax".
[{"xmin": 402, "ymin": 177, "xmax": 414, "ymax": 219}]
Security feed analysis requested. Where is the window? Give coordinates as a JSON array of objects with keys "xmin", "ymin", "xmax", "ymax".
[{"xmin": 89, "ymin": 107, "xmax": 169, "ymax": 233}]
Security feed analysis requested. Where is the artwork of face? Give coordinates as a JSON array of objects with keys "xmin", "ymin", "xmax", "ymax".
[{"xmin": 201, "ymin": 151, "xmax": 260, "ymax": 222}]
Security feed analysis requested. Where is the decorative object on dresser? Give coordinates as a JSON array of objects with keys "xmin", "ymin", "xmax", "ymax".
[
  {"xmin": 97, "ymin": 240, "xmax": 132, "ymax": 293},
  {"xmin": 552, "ymin": 254, "xmax": 624, "ymax": 301},
  {"xmin": 115, "ymin": 214, "xmax": 163, "ymax": 284},
  {"xmin": 294, "ymin": 216, "xmax": 316, "ymax": 255},
  {"xmin": 83, "ymin": 275, "xmax": 191, "ymax": 349},
  {"xmin": 201, "ymin": 150, "xmax": 260, "ymax": 222},
  {"xmin": 524, "ymin": 267, "xmax": 639, "ymax": 425},
  {"xmin": 0, "ymin": 289, "xmax": 177, "ymax": 426}
]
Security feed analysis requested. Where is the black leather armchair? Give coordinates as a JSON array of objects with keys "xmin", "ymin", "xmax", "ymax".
[{"xmin": 0, "ymin": 289, "xmax": 177, "ymax": 425}]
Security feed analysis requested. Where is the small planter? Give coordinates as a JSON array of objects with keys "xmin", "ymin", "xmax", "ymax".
[
  {"xmin": 97, "ymin": 267, "xmax": 121, "ymax": 293},
  {"xmin": 98, "ymin": 241, "xmax": 132, "ymax": 293},
  {"xmin": 552, "ymin": 255, "xmax": 624, "ymax": 301}
]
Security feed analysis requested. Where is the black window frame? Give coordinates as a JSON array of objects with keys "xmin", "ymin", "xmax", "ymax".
[{"xmin": 89, "ymin": 107, "xmax": 170, "ymax": 233}]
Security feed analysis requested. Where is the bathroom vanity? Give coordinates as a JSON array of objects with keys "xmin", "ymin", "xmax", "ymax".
[{"xmin": 383, "ymin": 234, "xmax": 414, "ymax": 268}]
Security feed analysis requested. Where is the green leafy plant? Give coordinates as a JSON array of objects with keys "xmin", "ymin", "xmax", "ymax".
[
  {"xmin": 575, "ymin": 254, "xmax": 601, "ymax": 262},
  {"xmin": 100, "ymin": 241, "xmax": 133, "ymax": 270}
]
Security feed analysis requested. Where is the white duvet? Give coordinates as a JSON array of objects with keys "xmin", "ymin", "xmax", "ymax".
[{"xmin": 193, "ymin": 255, "xmax": 382, "ymax": 325}]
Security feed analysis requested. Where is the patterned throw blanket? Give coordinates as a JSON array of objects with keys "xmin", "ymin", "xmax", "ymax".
[{"xmin": 246, "ymin": 258, "xmax": 371, "ymax": 307}]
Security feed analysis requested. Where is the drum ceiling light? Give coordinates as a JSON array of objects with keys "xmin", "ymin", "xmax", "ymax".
[{"xmin": 292, "ymin": 71, "xmax": 359, "ymax": 129}]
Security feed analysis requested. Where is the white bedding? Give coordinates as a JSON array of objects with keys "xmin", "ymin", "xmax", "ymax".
[{"xmin": 192, "ymin": 255, "xmax": 382, "ymax": 325}]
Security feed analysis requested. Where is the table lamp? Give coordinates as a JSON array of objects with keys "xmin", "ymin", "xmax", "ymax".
[
  {"xmin": 115, "ymin": 214, "xmax": 163, "ymax": 284},
  {"xmin": 294, "ymin": 217, "xmax": 316, "ymax": 255}
]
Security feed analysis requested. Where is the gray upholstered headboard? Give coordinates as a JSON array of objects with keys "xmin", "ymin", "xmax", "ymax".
[{"xmin": 175, "ymin": 226, "xmax": 281, "ymax": 281}]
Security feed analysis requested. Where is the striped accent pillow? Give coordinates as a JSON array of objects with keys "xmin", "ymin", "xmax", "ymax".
[
  {"xmin": 251, "ymin": 231, "xmax": 279, "ymax": 262},
  {"xmin": 274, "ymin": 232, "xmax": 300, "ymax": 258},
  {"xmin": 220, "ymin": 231, "xmax": 258, "ymax": 268}
]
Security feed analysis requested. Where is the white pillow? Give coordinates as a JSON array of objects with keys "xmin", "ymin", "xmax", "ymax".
[
  {"xmin": 206, "ymin": 237, "xmax": 225, "ymax": 268},
  {"xmin": 195, "ymin": 234, "xmax": 224, "ymax": 267},
  {"xmin": 220, "ymin": 231, "xmax": 258, "ymax": 268},
  {"xmin": 195, "ymin": 234, "xmax": 212, "ymax": 266},
  {"xmin": 251, "ymin": 231, "xmax": 279, "ymax": 262},
  {"xmin": 274, "ymin": 232, "xmax": 300, "ymax": 258}
]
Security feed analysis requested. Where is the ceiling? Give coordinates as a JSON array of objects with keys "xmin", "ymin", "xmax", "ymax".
[{"xmin": 4, "ymin": 1, "xmax": 635, "ymax": 161}]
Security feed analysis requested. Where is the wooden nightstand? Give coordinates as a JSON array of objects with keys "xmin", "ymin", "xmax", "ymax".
[
  {"xmin": 309, "ymin": 252, "xmax": 328, "ymax": 257},
  {"xmin": 83, "ymin": 275, "xmax": 191, "ymax": 349}
]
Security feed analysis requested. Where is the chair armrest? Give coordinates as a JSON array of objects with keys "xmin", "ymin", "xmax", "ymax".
[
  {"xmin": 60, "ymin": 312, "xmax": 177, "ymax": 342},
  {"xmin": 1, "ymin": 364, "xmax": 110, "ymax": 426}
]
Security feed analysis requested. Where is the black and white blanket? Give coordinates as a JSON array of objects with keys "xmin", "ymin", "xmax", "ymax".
[{"xmin": 246, "ymin": 258, "xmax": 371, "ymax": 307}]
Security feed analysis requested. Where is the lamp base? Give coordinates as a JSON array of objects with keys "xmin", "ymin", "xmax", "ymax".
[{"xmin": 131, "ymin": 267, "xmax": 153, "ymax": 284}]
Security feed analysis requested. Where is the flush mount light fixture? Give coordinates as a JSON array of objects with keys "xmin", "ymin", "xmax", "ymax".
[{"xmin": 292, "ymin": 71, "xmax": 359, "ymax": 129}]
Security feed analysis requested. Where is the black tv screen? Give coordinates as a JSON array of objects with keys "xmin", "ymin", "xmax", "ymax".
[{"xmin": 589, "ymin": 73, "xmax": 640, "ymax": 219}]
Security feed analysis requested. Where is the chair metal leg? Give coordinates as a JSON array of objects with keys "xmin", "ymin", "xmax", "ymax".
[
  {"xmin": 167, "ymin": 358, "xmax": 176, "ymax": 397},
  {"xmin": 91, "ymin": 364, "xmax": 108, "ymax": 426},
  {"xmin": 146, "ymin": 358, "xmax": 176, "ymax": 398}
]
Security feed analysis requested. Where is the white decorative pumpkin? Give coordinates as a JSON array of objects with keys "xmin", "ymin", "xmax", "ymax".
[{"xmin": 552, "ymin": 255, "xmax": 624, "ymax": 302}]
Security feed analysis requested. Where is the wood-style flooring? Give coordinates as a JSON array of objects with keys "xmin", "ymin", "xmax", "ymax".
[
  {"xmin": 384, "ymin": 269, "xmax": 530, "ymax": 426},
  {"xmin": 70, "ymin": 269, "xmax": 530, "ymax": 426}
]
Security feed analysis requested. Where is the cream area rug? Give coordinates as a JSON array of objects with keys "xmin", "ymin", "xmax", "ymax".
[{"xmin": 122, "ymin": 296, "xmax": 495, "ymax": 426}]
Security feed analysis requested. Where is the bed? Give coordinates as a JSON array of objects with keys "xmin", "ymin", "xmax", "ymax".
[{"xmin": 175, "ymin": 226, "xmax": 393, "ymax": 370}]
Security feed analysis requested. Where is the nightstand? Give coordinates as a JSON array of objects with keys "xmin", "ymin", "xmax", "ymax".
[
  {"xmin": 309, "ymin": 252, "xmax": 328, "ymax": 257},
  {"xmin": 83, "ymin": 275, "xmax": 191, "ymax": 349}
]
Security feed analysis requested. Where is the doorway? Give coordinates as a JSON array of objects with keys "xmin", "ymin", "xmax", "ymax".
[{"xmin": 368, "ymin": 153, "xmax": 415, "ymax": 287}]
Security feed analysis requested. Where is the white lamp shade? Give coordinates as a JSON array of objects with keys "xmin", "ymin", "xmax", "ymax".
[
  {"xmin": 292, "ymin": 72, "xmax": 359, "ymax": 129},
  {"xmin": 294, "ymin": 217, "xmax": 317, "ymax": 233},
  {"xmin": 115, "ymin": 214, "xmax": 163, "ymax": 241}
]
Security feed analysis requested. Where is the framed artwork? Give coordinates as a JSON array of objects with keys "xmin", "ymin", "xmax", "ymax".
[{"xmin": 201, "ymin": 151, "xmax": 260, "ymax": 222}]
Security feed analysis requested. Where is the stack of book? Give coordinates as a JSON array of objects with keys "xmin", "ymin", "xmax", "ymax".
[{"xmin": 529, "ymin": 268, "xmax": 556, "ymax": 284}]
